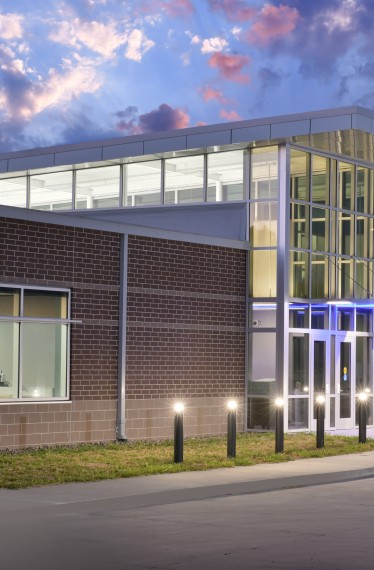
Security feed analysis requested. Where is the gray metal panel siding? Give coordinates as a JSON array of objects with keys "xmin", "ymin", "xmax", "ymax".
[
  {"xmin": 9, "ymin": 154, "xmax": 55, "ymax": 172},
  {"xmin": 54, "ymin": 147, "xmax": 103, "ymax": 166},
  {"xmin": 232, "ymin": 125, "xmax": 271, "ymax": 143},
  {"xmin": 102, "ymin": 141, "xmax": 144, "ymax": 160},
  {"xmin": 144, "ymin": 136, "xmax": 187, "ymax": 154},
  {"xmin": 187, "ymin": 130, "xmax": 231, "ymax": 148},
  {"xmin": 271, "ymin": 120, "xmax": 310, "ymax": 138},
  {"xmin": 352, "ymin": 114, "xmax": 373, "ymax": 133},
  {"xmin": 311, "ymin": 114, "xmax": 352, "ymax": 134},
  {"xmin": 0, "ymin": 160, "xmax": 8, "ymax": 173}
]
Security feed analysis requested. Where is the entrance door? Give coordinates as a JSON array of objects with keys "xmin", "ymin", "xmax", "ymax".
[
  {"xmin": 310, "ymin": 335, "xmax": 330, "ymax": 430},
  {"xmin": 336, "ymin": 336, "xmax": 354, "ymax": 429}
]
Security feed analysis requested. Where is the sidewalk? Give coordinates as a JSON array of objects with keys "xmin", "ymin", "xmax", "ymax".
[{"xmin": 1, "ymin": 448, "xmax": 374, "ymax": 513}]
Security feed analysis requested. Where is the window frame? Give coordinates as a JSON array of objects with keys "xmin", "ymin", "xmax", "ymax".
[{"xmin": 0, "ymin": 284, "xmax": 75, "ymax": 402}]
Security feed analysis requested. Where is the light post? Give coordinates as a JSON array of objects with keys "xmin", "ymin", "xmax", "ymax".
[
  {"xmin": 173, "ymin": 402, "xmax": 184, "ymax": 463},
  {"xmin": 357, "ymin": 392, "xmax": 368, "ymax": 444},
  {"xmin": 227, "ymin": 400, "xmax": 237, "ymax": 458},
  {"xmin": 274, "ymin": 398, "xmax": 284, "ymax": 454},
  {"xmin": 315, "ymin": 394, "xmax": 325, "ymax": 449}
]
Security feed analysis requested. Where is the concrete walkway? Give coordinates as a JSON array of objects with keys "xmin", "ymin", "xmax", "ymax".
[{"xmin": 2, "ymin": 450, "xmax": 374, "ymax": 569}]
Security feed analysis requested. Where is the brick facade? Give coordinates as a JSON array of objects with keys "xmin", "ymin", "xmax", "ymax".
[
  {"xmin": 0, "ymin": 217, "xmax": 120, "ymax": 449},
  {"xmin": 125, "ymin": 236, "xmax": 247, "ymax": 439}
]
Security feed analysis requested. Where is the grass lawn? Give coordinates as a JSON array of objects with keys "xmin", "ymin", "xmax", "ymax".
[{"xmin": 1, "ymin": 432, "xmax": 374, "ymax": 489}]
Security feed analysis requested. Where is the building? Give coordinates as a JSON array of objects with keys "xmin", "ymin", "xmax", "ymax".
[{"xmin": 0, "ymin": 106, "xmax": 373, "ymax": 449}]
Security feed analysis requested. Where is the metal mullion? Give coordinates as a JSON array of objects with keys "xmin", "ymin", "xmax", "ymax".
[
  {"xmin": 72, "ymin": 169, "xmax": 76, "ymax": 210},
  {"xmin": 203, "ymin": 154, "xmax": 208, "ymax": 202},
  {"xmin": 161, "ymin": 158, "xmax": 165, "ymax": 205},
  {"xmin": 26, "ymin": 174, "xmax": 30, "ymax": 209},
  {"xmin": 119, "ymin": 164, "xmax": 124, "ymax": 207}
]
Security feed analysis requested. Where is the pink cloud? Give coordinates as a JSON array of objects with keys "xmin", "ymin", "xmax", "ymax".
[
  {"xmin": 220, "ymin": 109, "xmax": 242, "ymax": 121},
  {"xmin": 247, "ymin": 4, "xmax": 299, "ymax": 46},
  {"xmin": 139, "ymin": 0, "xmax": 194, "ymax": 18},
  {"xmin": 199, "ymin": 85, "xmax": 229, "ymax": 104},
  {"xmin": 208, "ymin": 0, "xmax": 256, "ymax": 22},
  {"xmin": 162, "ymin": 0, "xmax": 194, "ymax": 18},
  {"xmin": 208, "ymin": 52, "xmax": 250, "ymax": 83},
  {"xmin": 0, "ymin": 13, "xmax": 23, "ymax": 39}
]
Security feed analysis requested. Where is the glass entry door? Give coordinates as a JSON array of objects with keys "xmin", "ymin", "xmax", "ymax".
[
  {"xmin": 336, "ymin": 336, "xmax": 354, "ymax": 430},
  {"xmin": 310, "ymin": 335, "xmax": 330, "ymax": 430}
]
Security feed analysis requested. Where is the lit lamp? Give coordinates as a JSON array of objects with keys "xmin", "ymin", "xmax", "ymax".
[
  {"xmin": 173, "ymin": 402, "xmax": 184, "ymax": 463},
  {"xmin": 315, "ymin": 394, "xmax": 325, "ymax": 449},
  {"xmin": 357, "ymin": 391, "xmax": 369, "ymax": 444},
  {"xmin": 227, "ymin": 400, "xmax": 237, "ymax": 458},
  {"xmin": 274, "ymin": 398, "xmax": 284, "ymax": 454}
]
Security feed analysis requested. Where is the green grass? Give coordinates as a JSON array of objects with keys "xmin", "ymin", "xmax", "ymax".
[{"xmin": 1, "ymin": 432, "xmax": 374, "ymax": 489}]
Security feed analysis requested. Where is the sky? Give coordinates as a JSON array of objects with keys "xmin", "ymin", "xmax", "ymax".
[{"xmin": 0, "ymin": 0, "xmax": 373, "ymax": 152}]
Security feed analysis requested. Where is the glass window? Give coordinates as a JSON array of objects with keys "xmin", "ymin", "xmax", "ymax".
[
  {"xmin": 124, "ymin": 161, "xmax": 161, "ymax": 206},
  {"xmin": 356, "ymin": 215, "xmax": 369, "ymax": 258},
  {"xmin": 357, "ymin": 167, "xmax": 373, "ymax": 215},
  {"xmin": 24, "ymin": 291, "xmax": 68, "ymax": 319},
  {"xmin": 0, "ymin": 322, "xmax": 19, "ymax": 399},
  {"xmin": 338, "ymin": 309, "xmax": 353, "ymax": 331},
  {"xmin": 290, "ymin": 251, "xmax": 309, "ymax": 298},
  {"xmin": 356, "ymin": 309, "xmax": 372, "ymax": 333},
  {"xmin": 248, "ymin": 332, "xmax": 276, "ymax": 395},
  {"xmin": 164, "ymin": 155, "xmax": 204, "ymax": 204},
  {"xmin": 338, "ymin": 162, "xmax": 354, "ymax": 210},
  {"xmin": 337, "ymin": 258, "xmax": 353, "ymax": 298},
  {"xmin": 288, "ymin": 398, "xmax": 309, "ymax": 429},
  {"xmin": 0, "ymin": 287, "xmax": 70, "ymax": 401},
  {"xmin": 338, "ymin": 213, "xmax": 352, "ymax": 256},
  {"xmin": 290, "ymin": 150, "xmax": 309, "ymax": 201},
  {"xmin": 76, "ymin": 165, "xmax": 120, "ymax": 209},
  {"xmin": 356, "ymin": 336, "xmax": 373, "ymax": 423},
  {"xmin": 311, "ymin": 255, "xmax": 328, "ymax": 299},
  {"xmin": 207, "ymin": 151, "xmax": 244, "ymax": 202},
  {"xmin": 0, "ymin": 176, "xmax": 27, "ymax": 208},
  {"xmin": 30, "ymin": 171, "xmax": 73, "ymax": 211},
  {"xmin": 311, "ymin": 306, "xmax": 328, "ymax": 329},
  {"xmin": 289, "ymin": 334, "xmax": 309, "ymax": 394},
  {"xmin": 289, "ymin": 305, "xmax": 309, "ymax": 328},
  {"xmin": 355, "ymin": 260, "xmax": 370, "ymax": 299},
  {"xmin": 290, "ymin": 203, "xmax": 309, "ymax": 249},
  {"xmin": 250, "ymin": 250, "xmax": 277, "ymax": 297},
  {"xmin": 311, "ymin": 155, "xmax": 329, "ymax": 205},
  {"xmin": 247, "ymin": 396, "xmax": 274, "ymax": 430},
  {"xmin": 0, "ymin": 288, "xmax": 19, "ymax": 316},
  {"xmin": 311, "ymin": 207, "xmax": 328, "ymax": 252},
  {"xmin": 22, "ymin": 323, "xmax": 67, "ymax": 398},
  {"xmin": 250, "ymin": 202, "xmax": 277, "ymax": 247},
  {"xmin": 250, "ymin": 147, "xmax": 278, "ymax": 199}
]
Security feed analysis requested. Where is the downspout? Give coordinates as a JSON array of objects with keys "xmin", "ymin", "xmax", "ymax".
[{"xmin": 116, "ymin": 233, "xmax": 128, "ymax": 441}]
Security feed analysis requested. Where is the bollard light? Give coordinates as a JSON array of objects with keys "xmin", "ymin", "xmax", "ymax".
[
  {"xmin": 315, "ymin": 394, "xmax": 325, "ymax": 449},
  {"xmin": 173, "ymin": 402, "xmax": 184, "ymax": 463},
  {"xmin": 357, "ymin": 391, "xmax": 368, "ymax": 444},
  {"xmin": 274, "ymin": 397, "xmax": 284, "ymax": 454},
  {"xmin": 227, "ymin": 400, "xmax": 237, "ymax": 458}
]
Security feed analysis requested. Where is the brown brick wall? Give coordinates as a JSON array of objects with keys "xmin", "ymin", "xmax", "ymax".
[
  {"xmin": 126, "ymin": 236, "xmax": 246, "ymax": 402},
  {"xmin": 0, "ymin": 217, "xmax": 121, "ymax": 403}
]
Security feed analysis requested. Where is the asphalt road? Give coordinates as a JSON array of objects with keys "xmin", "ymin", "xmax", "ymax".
[{"xmin": 1, "ymin": 456, "xmax": 374, "ymax": 569}]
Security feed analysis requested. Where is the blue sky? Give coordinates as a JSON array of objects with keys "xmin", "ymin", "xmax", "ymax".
[{"xmin": 0, "ymin": 0, "xmax": 373, "ymax": 151}]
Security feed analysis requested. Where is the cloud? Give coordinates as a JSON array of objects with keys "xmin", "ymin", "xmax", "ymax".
[
  {"xmin": 139, "ymin": 0, "xmax": 194, "ymax": 18},
  {"xmin": 115, "ymin": 103, "xmax": 190, "ymax": 134},
  {"xmin": 219, "ymin": 109, "xmax": 242, "ymax": 121},
  {"xmin": 208, "ymin": 52, "xmax": 250, "ymax": 83},
  {"xmin": 49, "ymin": 18, "xmax": 128, "ymax": 59},
  {"xmin": 201, "ymin": 36, "xmax": 228, "ymax": 54},
  {"xmin": 162, "ymin": 0, "xmax": 195, "ymax": 18},
  {"xmin": 322, "ymin": 0, "xmax": 363, "ymax": 32},
  {"xmin": 124, "ymin": 29, "xmax": 155, "ymax": 62},
  {"xmin": 208, "ymin": 0, "xmax": 256, "ymax": 22},
  {"xmin": 198, "ymin": 85, "xmax": 229, "ymax": 104},
  {"xmin": 0, "ymin": 53, "xmax": 102, "ymax": 123},
  {"xmin": 247, "ymin": 4, "xmax": 300, "ymax": 46},
  {"xmin": 0, "ymin": 13, "xmax": 23, "ymax": 40}
]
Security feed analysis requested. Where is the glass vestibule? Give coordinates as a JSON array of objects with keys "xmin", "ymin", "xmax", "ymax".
[{"xmin": 288, "ymin": 305, "xmax": 374, "ymax": 431}]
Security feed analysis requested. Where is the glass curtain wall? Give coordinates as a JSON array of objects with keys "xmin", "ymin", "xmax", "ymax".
[{"xmin": 248, "ymin": 146, "xmax": 279, "ymax": 429}]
